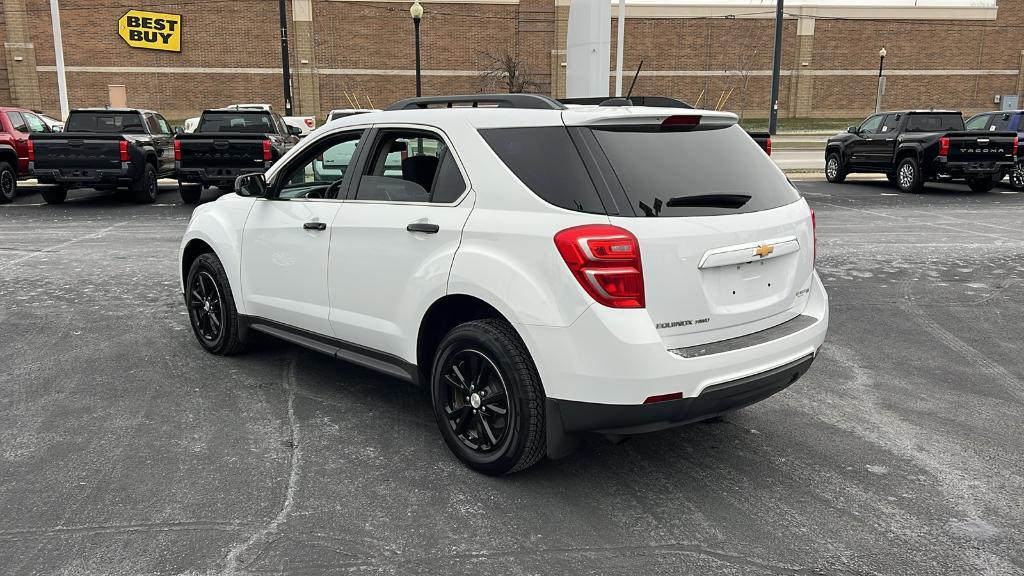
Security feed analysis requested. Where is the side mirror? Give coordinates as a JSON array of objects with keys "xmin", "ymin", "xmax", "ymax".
[
  {"xmin": 235, "ymin": 173, "xmax": 267, "ymax": 198},
  {"xmin": 847, "ymin": 126, "xmax": 859, "ymax": 134},
  {"xmin": 174, "ymin": 126, "xmax": 185, "ymax": 135},
  {"xmin": 287, "ymin": 125, "xmax": 302, "ymax": 136}
]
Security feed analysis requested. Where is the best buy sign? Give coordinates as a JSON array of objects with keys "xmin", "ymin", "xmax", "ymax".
[{"xmin": 118, "ymin": 10, "xmax": 181, "ymax": 52}]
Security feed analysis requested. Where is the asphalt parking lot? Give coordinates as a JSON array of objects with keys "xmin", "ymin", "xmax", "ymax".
[{"xmin": 2, "ymin": 180, "xmax": 1023, "ymax": 575}]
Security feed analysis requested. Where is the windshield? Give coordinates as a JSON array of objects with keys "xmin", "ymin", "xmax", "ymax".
[
  {"xmin": 591, "ymin": 124, "xmax": 800, "ymax": 217},
  {"xmin": 197, "ymin": 112, "xmax": 275, "ymax": 133},
  {"xmin": 65, "ymin": 112, "xmax": 145, "ymax": 133}
]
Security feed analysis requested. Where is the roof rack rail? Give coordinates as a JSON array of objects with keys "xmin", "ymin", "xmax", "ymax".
[
  {"xmin": 558, "ymin": 96, "xmax": 693, "ymax": 109},
  {"xmin": 386, "ymin": 94, "xmax": 565, "ymax": 111}
]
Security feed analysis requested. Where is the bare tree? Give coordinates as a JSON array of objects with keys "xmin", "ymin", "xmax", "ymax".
[{"xmin": 478, "ymin": 50, "xmax": 538, "ymax": 93}]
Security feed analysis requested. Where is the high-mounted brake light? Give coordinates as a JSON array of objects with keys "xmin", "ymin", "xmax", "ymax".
[
  {"xmin": 119, "ymin": 140, "xmax": 130, "ymax": 162},
  {"xmin": 262, "ymin": 139, "xmax": 272, "ymax": 162},
  {"xmin": 173, "ymin": 139, "xmax": 181, "ymax": 162},
  {"xmin": 662, "ymin": 115, "xmax": 700, "ymax": 127},
  {"xmin": 938, "ymin": 136, "xmax": 950, "ymax": 158},
  {"xmin": 27, "ymin": 140, "xmax": 35, "ymax": 162},
  {"xmin": 554, "ymin": 224, "xmax": 644, "ymax": 309}
]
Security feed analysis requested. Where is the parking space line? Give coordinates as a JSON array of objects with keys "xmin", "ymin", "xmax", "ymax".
[{"xmin": 0, "ymin": 222, "xmax": 126, "ymax": 273}]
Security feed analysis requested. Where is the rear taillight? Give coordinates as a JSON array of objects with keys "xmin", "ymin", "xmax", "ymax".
[
  {"xmin": 939, "ymin": 136, "xmax": 949, "ymax": 158},
  {"xmin": 304, "ymin": 118, "xmax": 315, "ymax": 129},
  {"xmin": 644, "ymin": 392, "xmax": 684, "ymax": 404},
  {"xmin": 765, "ymin": 136, "xmax": 772, "ymax": 156},
  {"xmin": 173, "ymin": 139, "xmax": 181, "ymax": 162},
  {"xmin": 810, "ymin": 208, "xmax": 817, "ymax": 267},
  {"xmin": 263, "ymin": 139, "xmax": 272, "ymax": 162},
  {"xmin": 554, "ymin": 224, "xmax": 644, "ymax": 309},
  {"xmin": 119, "ymin": 140, "xmax": 129, "ymax": 162},
  {"xmin": 1014, "ymin": 136, "xmax": 1019, "ymax": 157},
  {"xmin": 27, "ymin": 140, "xmax": 35, "ymax": 161}
]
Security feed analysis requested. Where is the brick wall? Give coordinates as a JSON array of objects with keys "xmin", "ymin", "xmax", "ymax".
[{"xmin": 4, "ymin": 0, "xmax": 1024, "ymax": 120}]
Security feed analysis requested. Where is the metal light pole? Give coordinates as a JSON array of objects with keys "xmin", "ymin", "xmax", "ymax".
[
  {"xmin": 278, "ymin": 0, "xmax": 293, "ymax": 115},
  {"xmin": 875, "ymin": 47, "xmax": 887, "ymax": 113},
  {"xmin": 768, "ymin": 0, "xmax": 783, "ymax": 135},
  {"xmin": 614, "ymin": 0, "xmax": 625, "ymax": 97},
  {"xmin": 411, "ymin": 1, "xmax": 423, "ymax": 97},
  {"xmin": 49, "ymin": 0, "xmax": 69, "ymax": 119}
]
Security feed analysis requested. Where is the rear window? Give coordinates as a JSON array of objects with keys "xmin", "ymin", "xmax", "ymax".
[
  {"xmin": 591, "ymin": 124, "xmax": 799, "ymax": 217},
  {"xmin": 904, "ymin": 113, "xmax": 964, "ymax": 132},
  {"xmin": 480, "ymin": 127, "xmax": 605, "ymax": 214},
  {"xmin": 65, "ymin": 112, "xmax": 145, "ymax": 133},
  {"xmin": 197, "ymin": 112, "xmax": 276, "ymax": 133}
]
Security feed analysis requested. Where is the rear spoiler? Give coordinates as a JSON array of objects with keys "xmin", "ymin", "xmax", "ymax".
[{"xmin": 558, "ymin": 96, "xmax": 693, "ymax": 109}]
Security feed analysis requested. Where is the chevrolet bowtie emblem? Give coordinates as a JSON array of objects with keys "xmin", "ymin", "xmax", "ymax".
[{"xmin": 754, "ymin": 244, "xmax": 775, "ymax": 258}]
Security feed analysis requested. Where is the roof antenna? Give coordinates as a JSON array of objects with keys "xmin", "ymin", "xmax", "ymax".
[{"xmin": 625, "ymin": 59, "xmax": 644, "ymax": 103}]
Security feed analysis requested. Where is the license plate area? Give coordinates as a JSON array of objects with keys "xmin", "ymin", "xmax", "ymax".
[{"xmin": 701, "ymin": 258, "xmax": 793, "ymax": 314}]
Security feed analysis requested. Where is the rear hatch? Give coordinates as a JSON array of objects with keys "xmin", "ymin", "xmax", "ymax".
[{"xmin": 566, "ymin": 112, "xmax": 814, "ymax": 347}]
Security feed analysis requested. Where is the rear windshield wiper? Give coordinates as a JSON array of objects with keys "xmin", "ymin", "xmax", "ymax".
[{"xmin": 665, "ymin": 194, "xmax": 752, "ymax": 209}]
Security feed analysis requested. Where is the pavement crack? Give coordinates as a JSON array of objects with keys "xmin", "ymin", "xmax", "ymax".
[
  {"xmin": 221, "ymin": 352, "xmax": 303, "ymax": 575},
  {"xmin": 0, "ymin": 520, "xmax": 255, "ymax": 541},
  {"xmin": 0, "ymin": 222, "xmax": 125, "ymax": 273}
]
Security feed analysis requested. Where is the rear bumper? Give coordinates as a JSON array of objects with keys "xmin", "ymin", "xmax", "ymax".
[
  {"xmin": 548, "ymin": 353, "xmax": 814, "ymax": 436},
  {"xmin": 30, "ymin": 162, "xmax": 136, "ymax": 184},
  {"xmin": 177, "ymin": 163, "xmax": 269, "ymax": 185},
  {"xmin": 932, "ymin": 158, "xmax": 1015, "ymax": 177}
]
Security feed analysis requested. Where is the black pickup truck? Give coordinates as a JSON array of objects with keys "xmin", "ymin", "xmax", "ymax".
[
  {"xmin": 29, "ymin": 108, "xmax": 176, "ymax": 204},
  {"xmin": 825, "ymin": 110, "xmax": 1017, "ymax": 193},
  {"xmin": 174, "ymin": 109, "xmax": 300, "ymax": 204}
]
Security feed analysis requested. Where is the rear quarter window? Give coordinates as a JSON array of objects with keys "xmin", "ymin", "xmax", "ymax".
[
  {"xmin": 904, "ymin": 114, "xmax": 964, "ymax": 132},
  {"xmin": 591, "ymin": 124, "xmax": 800, "ymax": 217},
  {"xmin": 480, "ymin": 127, "xmax": 606, "ymax": 214}
]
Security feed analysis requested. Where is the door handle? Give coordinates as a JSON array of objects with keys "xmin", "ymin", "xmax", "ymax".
[
  {"xmin": 406, "ymin": 222, "xmax": 439, "ymax": 234},
  {"xmin": 303, "ymin": 221, "xmax": 327, "ymax": 231}
]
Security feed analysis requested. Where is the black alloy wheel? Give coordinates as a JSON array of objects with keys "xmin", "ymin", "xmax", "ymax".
[
  {"xmin": 0, "ymin": 162, "xmax": 16, "ymax": 203},
  {"xmin": 440, "ymin": 349, "xmax": 513, "ymax": 455},
  {"xmin": 189, "ymin": 270, "xmax": 224, "ymax": 345}
]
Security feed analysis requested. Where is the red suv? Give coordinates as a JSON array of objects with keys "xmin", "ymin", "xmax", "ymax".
[{"xmin": 0, "ymin": 106, "xmax": 53, "ymax": 203}]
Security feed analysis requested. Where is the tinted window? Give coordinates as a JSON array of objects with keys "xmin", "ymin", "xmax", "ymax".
[
  {"xmin": 432, "ymin": 151, "xmax": 467, "ymax": 203},
  {"xmin": 859, "ymin": 115, "xmax": 883, "ymax": 134},
  {"xmin": 480, "ymin": 127, "xmax": 604, "ymax": 214},
  {"xmin": 143, "ymin": 113, "xmax": 161, "ymax": 134},
  {"xmin": 6, "ymin": 112, "xmax": 27, "ymax": 132},
  {"xmin": 591, "ymin": 124, "xmax": 800, "ymax": 217},
  {"xmin": 65, "ymin": 112, "xmax": 145, "ymax": 133},
  {"xmin": 154, "ymin": 114, "xmax": 172, "ymax": 134},
  {"xmin": 905, "ymin": 113, "xmax": 964, "ymax": 132},
  {"xmin": 880, "ymin": 114, "xmax": 900, "ymax": 133},
  {"xmin": 197, "ymin": 112, "xmax": 275, "ymax": 133},
  {"xmin": 965, "ymin": 114, "xmax": 990, "ymax": 130},
  {"xmin": 989, "ymin": 113, "xmax": 1013, "ymax": 131}
]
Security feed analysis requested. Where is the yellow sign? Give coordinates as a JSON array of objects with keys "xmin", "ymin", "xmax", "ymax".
[{"xmin": 118, "ymin": 10, "xmax": 181, "ymax": 52}]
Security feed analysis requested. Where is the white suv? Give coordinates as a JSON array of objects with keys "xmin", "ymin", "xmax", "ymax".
[{"xmin": 179, "ymin": 94, "xmax": 828, "ymax": 475}]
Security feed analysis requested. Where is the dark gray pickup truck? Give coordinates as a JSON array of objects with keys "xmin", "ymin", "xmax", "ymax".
[
  {"xmin": 825, "ymin": 110, "xmax": 1017, "ymax": 193},
  {"xmin": 29, "ymin": 108, "xmax": 176, "ymax": 204},
  {"xmin": 174, "ymin": 109, "xmax": 300, "ymax": 204}
]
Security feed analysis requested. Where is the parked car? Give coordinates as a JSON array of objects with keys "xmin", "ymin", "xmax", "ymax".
[
  {"xmin": 825, "ymin": 110, "xmax": 1017, "ymax": 193},
  {"xmin": 29, "ymin": 108, "xmax": 176, "ymax": 204},
  {"xmin": 966, "ymin": 110, "xmax": 1024, "ymax": 189},
  {"xmin": 35, "ymin": 112, "xmax": 64, "ymax": 133},
  {"xmin": 324, "ymin": 108, "xmax": 379, "ymax": 124},
  {"xmin": 0, "ymin": 106, "xmax": 53, "ymax": 203},
  {"xmin": 224, "ymin": 103, "xmax": 315, "ymax": 137},
  {"xmin": 179, "ymin": 94, "xmax": 828, "ymax": 474},
  {"xmin": 174, "ymin": 108, "xmax": 300, "ymax": 204}
]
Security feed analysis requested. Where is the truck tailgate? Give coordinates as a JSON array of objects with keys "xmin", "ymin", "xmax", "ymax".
[
  {"xmin": 177, "ymin": 134, "xmax": 267, "ymax": 169},
  {"xmin": 945, "ymin": 130, "xmax": 1016, "ymax": 164},
  {"xmin": 30, "ymin": 134, "xmax": 122, "ymax": 171}
]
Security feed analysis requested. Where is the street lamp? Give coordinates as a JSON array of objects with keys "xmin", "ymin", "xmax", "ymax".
[
  {"xmin": 875, "ymin": 47, "xmax": 887, "ymax": 113},
  {"xmin": 410, "ymin": 1, "xmax": 423, "ymax": 97}
]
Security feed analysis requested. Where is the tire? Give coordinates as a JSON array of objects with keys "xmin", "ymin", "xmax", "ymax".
[
  {"xmin": 895, "ymin": 156, "xmax": 924, "ymax": 193},
  {"xmin": 967, "ymin": 177, "xmax": 995, "ymax": 194},
  {"xmin": 825, "ymin": 152, "xmax": 846, "ymax": 184},
  {"xmin": 1010, "ymin": 165, "xmax": 1024, "ymax": 191},
  {"xmin": 179, "ymin": 183, "xmax": 202, "ymax": 205},
  {"xmin": 185, "ymin": 252, "xmax": 247, "ymax": 355},
  {"xmin": 431, "ymin": 318, "xmax": 546, "ymax": 475},
  {"xmin": 40, "ymin": 186, "xmax": 67, "ymax": 204},
  {"xmin": 0, "ymin": 161, "xmax": 16, "ymax": 204},
  {"xmin": 131, "ymin": 163, "xmax": 158, "ymax": 204}
]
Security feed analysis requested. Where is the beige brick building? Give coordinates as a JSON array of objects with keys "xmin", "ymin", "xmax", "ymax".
[{"xmin": 1, "ymin": 0, "xmax": 1022, "ymax": 120}]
